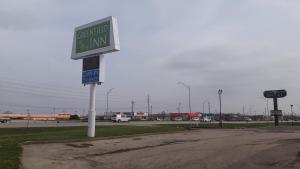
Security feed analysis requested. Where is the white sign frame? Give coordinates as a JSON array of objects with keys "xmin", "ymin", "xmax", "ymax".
[{"xmin": 71, "ymin": 16, "xmax": 120, "ymax": 60}]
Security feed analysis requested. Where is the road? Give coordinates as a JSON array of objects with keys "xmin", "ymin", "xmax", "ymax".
[
  {"xmin": 0, "ymin": 120, "xmax": 274, "ymax": 128},
  {"xmin": 0, "ymin": 120, "xmax": 197, "ymax": 128},
  {"xmin": 21, "ymin": 127, "xmax": 300, "ymax": 169}
]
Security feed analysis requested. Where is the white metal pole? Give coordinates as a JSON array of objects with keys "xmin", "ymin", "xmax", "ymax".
[{"xmin": 88, "ymin": 83, "xmax": 96, "ymax": 137}]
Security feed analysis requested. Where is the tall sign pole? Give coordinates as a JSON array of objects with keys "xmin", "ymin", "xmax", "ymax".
[
  {"xmin": 88, "ymin": 83, "xmax": 96, "ymax": 137},
  {"xmin": 273, "ymin": 98, "xmax": 279, "ymax": 126},
  {"xmin": 263, "ymin": 89, "xmax": 287, "ymax": 126},
  {"xmin": 71, "ymin": 16, "xmax": 120, "ymax": 138}
]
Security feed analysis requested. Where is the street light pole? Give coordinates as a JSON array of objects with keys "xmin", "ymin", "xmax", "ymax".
[
  {"xmin": 106, "ymin": 88, "xmax": 114, "ymax": 120},
  {"xmin": 177, "ymin": 102, "xmax": 182, "ymax": 113},
  {"xmin": 131, "ymin": 99, "xmax": 135, "ymax": 119},
  {"xmin": 218, "ymin": 89, "xmax": 223, "ymax": 128},
  {"xmin": 208, "ymin": 101, "xmax": 211, "ymax": 114},
  {"xmin": 291, "ymin": 104, "xmax": 294, "ymax": 126},
  {"xmin": 202, "ymin": 100, "xmax": 207, "ymax": 114},
  {"xmin": 178, "ymin": 81, "xmax": 191, "ymax": 114}
]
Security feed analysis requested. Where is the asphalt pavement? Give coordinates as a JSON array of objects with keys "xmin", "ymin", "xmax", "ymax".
[{"xmin": 0, "ymin": 120, "xmax": 274, "ymax": 128}]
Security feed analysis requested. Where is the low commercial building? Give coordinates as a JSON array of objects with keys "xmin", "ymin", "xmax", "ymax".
[
  {"xmin": 133, "ymin": 112, "xmax": 148, "ymax": 120},
  {"xmin": 170, "ymin": 112, "xmax": 200, "ymax": 121},
  {"xmin": 0, "ymin": 113, "xmax": 71, "ymax": 120}
]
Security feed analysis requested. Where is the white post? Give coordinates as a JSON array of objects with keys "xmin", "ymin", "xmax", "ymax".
[{"xmin": 88, "ymin": 83, "xmax": 96, "ymax": 137}]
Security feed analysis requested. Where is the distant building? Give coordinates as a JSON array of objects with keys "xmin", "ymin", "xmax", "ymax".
[
  {"xmin": 0, "ymin": 112, "xmax": 71, "ymax": 120},
  {"xmin": 169, "ymin": 112, "xmax": 199, "ymax": 121},
  {"xmin": 133, "ymin": 112, "xmax": 148, "ymax": 120}
]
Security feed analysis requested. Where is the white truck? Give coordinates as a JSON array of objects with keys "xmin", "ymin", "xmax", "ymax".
[
  {"xmin": 202, "ymin": 116, "xmax": 212, "ymax": 122},
  {"xmin": 111, "ymin": 114, "xmax": 130, "ymax": 123}
]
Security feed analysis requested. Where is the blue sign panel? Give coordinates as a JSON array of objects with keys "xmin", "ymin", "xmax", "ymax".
[{"xmin": 82, "ymin": 69, "xmax": 99, "ymax": 84}]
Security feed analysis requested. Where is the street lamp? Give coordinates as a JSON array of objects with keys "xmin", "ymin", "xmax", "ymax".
[
  {"xmin": 106, "ymin": 88, "xmax": 115, "ymax": 119},
  {"xmin": 177, "ymin": 81, "xmax": 191, "ymax": 115},
  {"xmin": 291, "ymin": 104, "xmax": 294, "ymax": 126},
  {"xmin": 177, "ymin": 102, "xmax": 182, "ymax": 113},
  {"xmin": 218, "ymin": 89, "xmax": 223, "ymax": 128},
  {"xmin": 202, "ymin": 100, "xmax": 210, "ymax": 115},
  {"xmin": 203, "ymin": 100, "xmax": 207, "ymax": 114}
]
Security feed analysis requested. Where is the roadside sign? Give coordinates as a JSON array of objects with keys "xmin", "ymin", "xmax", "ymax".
[
  {"xmin": 82, "ymin": 55, "xmax": 105, "ymax": 84},
  {"xmin": 270, "ymin": 110, "xmax": 282, "ymax": 116},
  {"xmin": 71, "ymin": 16, "xmax": 119, "ymax": 138},
  {"xmin": 71, "ymin": 16, "xmax": 120, "ymax": 60},
  {"xmin": 263, "ymin": 90, "xmax": 287, "ymax": 98}
]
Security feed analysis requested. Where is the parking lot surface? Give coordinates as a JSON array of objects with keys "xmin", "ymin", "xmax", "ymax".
[{"xmin": 22, "ymin": 127, "xmax": 300, "ymax": 169}]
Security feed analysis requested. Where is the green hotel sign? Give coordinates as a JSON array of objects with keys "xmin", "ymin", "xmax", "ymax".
[
  {"xmin": 76, "ymin": 21, "xmax": 110, "ymax": 53},
  {"xmin": 71, "ymin": 16, "xmax": 120, "ymax": 60}
]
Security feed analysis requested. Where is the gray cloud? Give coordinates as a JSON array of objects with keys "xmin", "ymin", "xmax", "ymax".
[
  {"xmin": 0, "ymin": 0, "xmax": 300, "ymax": 114},
  {"xmin": 0, "ymin": 10, "xmax": 43, "ymax": 30}
]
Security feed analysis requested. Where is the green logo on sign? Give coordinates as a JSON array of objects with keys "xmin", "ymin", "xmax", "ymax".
[{"xmin": 76, "ymin": 21, "xmax": 110, "ymax": 53}]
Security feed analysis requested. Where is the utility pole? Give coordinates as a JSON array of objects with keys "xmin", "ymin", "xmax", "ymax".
[
  {"xmin": 106, "ymin": 88, "xmax": 114, "ymax": 120},
  {"xmin": 218, "ymin": 89, "xmax": 223, "ymax": 128},
  {"xmin": 208, "ymin": 101, "xmax": 211, "ymax": 114}
]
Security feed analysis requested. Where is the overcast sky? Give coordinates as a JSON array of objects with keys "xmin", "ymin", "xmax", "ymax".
[{"xmin": 1, "ymin": 0, "xmax": 300, "ymax": 115}]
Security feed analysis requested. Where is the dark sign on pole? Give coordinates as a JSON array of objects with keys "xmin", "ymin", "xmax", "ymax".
[
  {"xmin": 263, "ymin": 89, "xmax": 287, "ymax": 126},
  {"xmin": 82, "ymin": 56, "xmax": 100, "ymax": 84},
  {"xmin": 83, "ymin": 56, "xmax": 99, "ymax": 71},
  {"xmin": 263, "ymin": 90, "xmax": 287, "ymax": 98}
]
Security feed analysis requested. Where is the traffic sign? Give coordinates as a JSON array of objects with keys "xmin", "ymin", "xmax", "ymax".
[
  {"xmin": 263, "ymin": 90, "xmax": 287, "ymax": 98},
  {"xmin": 270, "ymin": 110, "xmax": 282, "ymax": 116}
]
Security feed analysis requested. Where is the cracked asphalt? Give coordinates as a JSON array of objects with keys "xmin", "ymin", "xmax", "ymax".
[{"xmin": 21, "ymin": 127, "xmax": 300, "ymax": 169}]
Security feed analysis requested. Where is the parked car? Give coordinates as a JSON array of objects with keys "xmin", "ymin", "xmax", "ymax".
[
  {"xmin": 202, "ymin": 116, "xmax": 212, "ymax": 122},
  {"xmin": 173, "ymin": 117, "xmax": 183, "ymax": 121},
  {"xmin": 244, "ymin": 117, "xmax": 252, "ymax": 122},
  {"xmin": 111, "ymin": 114, "xmax": 130, "ymax": 122},
  {"xmin": 191, "ymin": 117, "xmax": 200, "ymax": 121}
]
